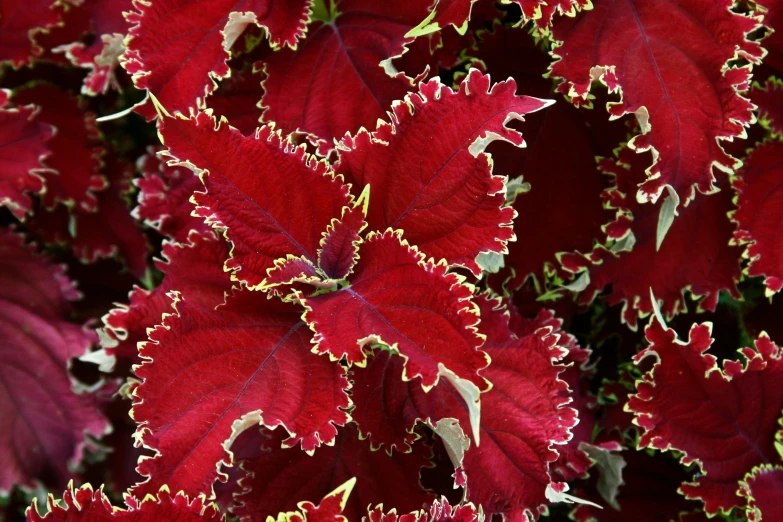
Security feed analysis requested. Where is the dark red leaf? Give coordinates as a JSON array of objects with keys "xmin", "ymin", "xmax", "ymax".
[
  {"xmin": 233, "ymin": 424, "xmax": 434, "ymax": 522},
  {"xmin": 740, "ymin": 465, "xmax": 783, "ymax": 522},
  {"xmin": 628, "ymin": 321, "xmax": 783, "ymax": 514},
  {"xmin": 27, "ymin": 153, "xmax": 150, "ymax": 277},
  {"xmin": 579, "ymin": 147, "xmax": 742, "ymax": 330},
  {"xmin": 550, "ymin": 0, "xmax": 763, "ymax": 204},
  {"xmin": 758, "ymin": 0, "xmax": 783, "ymax": 73},
  {"xmin": 749, "ymin": 78, "xmax": 783, "ymax": 136},
  {"xmin": 463, "ymin": 26, "xmax": 626, "ymax": 286},
  {"xmin": 732, "ymin": 140, "xmax": 783, "ymax": 295},
  {"xmin": 498, "ymin": 98, "xmax": 618, "ymax": 285},
  {"xmin": 68, "ymin": 154, "xmax": 150, "ymax": 278},
  {"xmin": 572, "ymin": 449, "xmax": 701, "ymax": 522},
  {"xmin": 0, "ymin": 228, "xmax": 79, "ymax": 319},
  {"xmin": 12, "ymin": 83, "xmax": 106, "ymax": 211},
  {"xmin": 205, "ymin": 64, "xmax": 265, "ymax": 136},
  {"xmin": 0, "ymin": 90, "xmax": 52, "ymax": 219}
]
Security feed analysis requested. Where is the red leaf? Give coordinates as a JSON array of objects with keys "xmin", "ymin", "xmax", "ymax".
[
  {"xmin": 350, "ymin": 296, "xmax": 576, "ymax": 520},
  {"xmin": 0, "ymin": 0, "xmax": 61, "ymax": 67},
  {"xmin": 130, "ymin": 288, "xmax": 350, "ymax": 499},
  {"xmin": 233, "ymin": 424, "xmax": 434, "ymax": 522},
  {"xmin": 733, "ymin": 141, "xmax": 783, "ymax": 295},
  {"xmin": 0, "ymin": 90, "xmax": 52, "ymax": 219},
  {"xmin": 159, "ymin": 111, "xmax": 351, "ymax": 288},
  {"xmin": 103, "ymin": 232, "xmax": 232, "ymax": 361},
  {"xmin": 579, "ymin": 147, "xmax": 742, "ymax": 330},
  {"xmin": 265, "ymin": 205, "xmax": 368, "ymax": 293},
  {"xmin": 414, "ymin": 0, "xmax": 585, "ymax": 35},
  {"xmin": 474, "ymin": 295, "xmax": 599, "ymax": 484},
  {"xmin": 27, "ymin": 479, "xmax": 355, "ymax": 521},
  {"xmin": 122, "ymin": 0, "xmax": 311, "ymax": 119},
  {"xmin": 303, "ymin": 230, "xmax": 489, "ymax": 391},
  {"xmin": 12, "ymin": 83, "xmax": 106, "ymax": 211},
  {"xmin": 31, "ymin": 2, "xmax": 91, "ymax": 65},
  {"xmin": 740, "ymin": 465, "xmax": 783, "ymax": 522},
  {"xmin": 265, "ymin": 255, "xmax": 325, "ymax": 291},
  {"xmin": 336, "ymin": 69, "xmax": 549, "ymax": 276},
  {"xmin": 550, "ymin": 326, "xmax": 596, "ymax": 482},
  {"xmin": 550, "ymin": 0, "xmax": 763, "ymax": 204},
  {"xmin": 134, "ymin": 147, "xmax": 212, "ymax": 242},
  {"xmin": 411, "ymin": 0, "xmax": 476, "ymax": 34},
  {"xmin": 317, "ymin": 205, "xmax": 366, "ymax": 280},
  {"xmin": 749, "ymin": 78, "xmax": 783, "ymax": 136},
  {"xmin": 27, "ymin": 485, "xmax": 223, "ymax": 521},
  {"xmin": 259, "ymin": 0, "xmax": 431, "ymax": 144},
  {"xmin": 509, "ymin": 0, "xmax": 588, "ymax": 30},
  {"xmin": 55, "ymin": 0, "xmax": 132, "ymax": 95},
  {"xmin": 0, "ymin": 229, "xmax": 109, "ymax": 492},
  {"xmin": 628, "ymin": 321, "xmax": 783, "ymax": 514},
  {"xmin": 364, "ymin": 498, "xmax": 481, "ymax": 522}
]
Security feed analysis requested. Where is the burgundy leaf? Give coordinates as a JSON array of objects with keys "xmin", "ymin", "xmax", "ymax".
[
  {"xmin": 550, "ymin": 0, "xmax": 763, "ymax": 204},
  {"xmin": 628, "ymin": 321, "xmax": 783, "ymax": 514},
  {"xmin": 0, "ymin": 230, "xmax": 108, "ymax": 492}
]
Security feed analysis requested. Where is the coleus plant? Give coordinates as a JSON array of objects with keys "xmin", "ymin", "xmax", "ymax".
[{"xmin": 2, "ymin": 0, "xmax": 783, "ymax": 521}]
